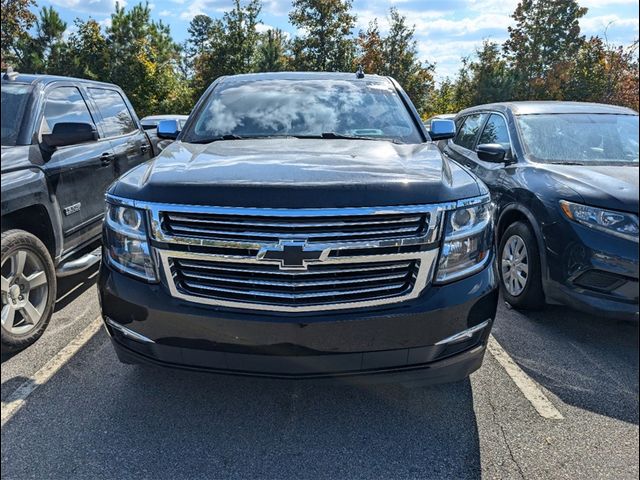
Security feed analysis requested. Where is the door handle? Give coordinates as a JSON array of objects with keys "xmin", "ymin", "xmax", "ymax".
[{"xmin": 100, "ymin": 153, "xmax": 115, "ymax": 166}]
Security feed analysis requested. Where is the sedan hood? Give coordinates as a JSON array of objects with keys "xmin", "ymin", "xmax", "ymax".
[
  {"xmin": 538, "ymin": 163, "xmax": 639, "ymax": 214},
  {"xmin": 111, "ymin": 138, "xmax": 481, "ymax": 208}
]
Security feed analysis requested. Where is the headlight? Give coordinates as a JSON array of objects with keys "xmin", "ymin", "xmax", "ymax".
[
  {"xmin": 559, "ymin": 200, "xmax": 639, "ymax": 242},
  {"xmin": 104, "ymin": 203, "xmax": 158, "ymax": 281},
  {"xmin": 435, "ymin": 197, "xmax": 494, "ymax": 283}
]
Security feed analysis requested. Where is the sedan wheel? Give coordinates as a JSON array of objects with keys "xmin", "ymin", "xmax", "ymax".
[{"xmin": 501, "ymin": 234, "xmax": 529, "ymax": 297}]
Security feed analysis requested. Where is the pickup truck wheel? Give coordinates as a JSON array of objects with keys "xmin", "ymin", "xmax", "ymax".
[
  {"xmin": 498, "ymin": 222, "xmax": 545, "ymax": 310},
  {"xmin": 1, "ymin": 229, "xmax": 56, "ymax": 351}
]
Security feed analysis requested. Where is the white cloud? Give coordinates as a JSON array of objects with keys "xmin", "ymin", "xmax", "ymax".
[
  {"xmin": 159, "ymin": 9, "xmax": 173, "ymax": 17},
  {"xmin": 48, "ymin": 0, "xmax": 124, "ymax": 13}
]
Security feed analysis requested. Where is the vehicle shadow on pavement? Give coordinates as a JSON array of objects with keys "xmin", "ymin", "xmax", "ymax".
[
  {"xmin": 492, "ymin": 301, "xmax": 639, "ymax": 425},
  {"xmin": 1, "ymin": 331, "xmax": 482, "ymax": 480}
]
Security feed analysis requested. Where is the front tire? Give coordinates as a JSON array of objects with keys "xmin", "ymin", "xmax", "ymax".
[
  {"xmin": 1, "ymin": 229, "xmax": 57, "ymax": 351},
  {"xmin": 498, "ymin": 221, "xmax": 545, "ymax": 310}
]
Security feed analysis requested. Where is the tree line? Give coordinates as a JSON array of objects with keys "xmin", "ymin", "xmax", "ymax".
[{"xmin": 1, "ymin": 0, "xmax": 638, "ymax": 119}]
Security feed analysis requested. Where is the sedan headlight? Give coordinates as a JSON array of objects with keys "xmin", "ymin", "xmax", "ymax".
[
  {"xmin": 104, "ymin": 203, "xmax": 158, "ymax": 281},
  {"xmin": 559, "ymin": 200, "xmax": 639, "ymax": 242},
  {"xmin": 435, "ymin": 197, "xmax": 494, "ymax": 283}
]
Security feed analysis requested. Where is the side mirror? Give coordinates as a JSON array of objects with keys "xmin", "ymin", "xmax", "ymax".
[
  {"xmin": 157, "ymin": 119, "xmax": 180, "ymax": 140},
  {"xmin": 476, "ymin": 143, "xmax": 507, "ymax": 163},
  {"xmin": 42, "ymin": 122, "xmax": 98, "ymax": 148},
  {"xmin": 429, "ymin": 119, "xmax": 456, "ymax": 141}
]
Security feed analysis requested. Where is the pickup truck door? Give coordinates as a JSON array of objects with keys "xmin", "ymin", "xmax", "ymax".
[
  {"xmin": 85, "ymin": 87, "xmax": 153, "ymax": 179},
  {"xmin": 39, "ymin": 85, "xmax": 117, "ymax": 237}
]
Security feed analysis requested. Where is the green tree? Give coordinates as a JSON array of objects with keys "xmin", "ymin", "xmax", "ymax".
[
  {"xmin": 565, "ymin": 37, "xmax": 639, "ymax": 111},
  {"xmin": 381, "ymin": 8, "xmax": 434, "ymax": 114},
  {"xmin": 355, "ymin": 19, "xmax": 384, "ymax": 74},
  {"xmin": 105, "ymin": 2, "xmax": 192, "ymax": 116},
  {"xmin": 189, "ymin": 0, "xmax": 262, "ymax": 98},
  {"xmin": 15, "ymin": 6, "xmax": 67, "ymax": 74},
  {"xmin": 504, "ymin": 0, "xmax": 587, "ymax": 98},
  {"xmin": 257, "ymin": 28, "xmax": 289, "ymax": 71},
  {"xmin": 64, "ymin": 18, "xmax": 110, "ymax": 80},
  {"xmin": 467, "ymin": 41, "xmax": 515, "ymax": 104},
  {"xmin": 356, "ymin": 9, "xmax": 434, "ymax": 115},
  {"xmin": 0, "ymin": 0, "xmax": 36, "ymax": 67},
  {"xmin": 289, "ymin": 0, "xmax": 356, "ymax": 71}
]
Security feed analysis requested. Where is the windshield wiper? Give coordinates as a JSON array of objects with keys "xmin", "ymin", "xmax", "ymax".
[
  {"xmin": 190, "ymin": 134, "xmax": 244, "ymax": 144},
  {"xmin": 293, "ymin": 133, "xmax": 403, "ymax": 144}
]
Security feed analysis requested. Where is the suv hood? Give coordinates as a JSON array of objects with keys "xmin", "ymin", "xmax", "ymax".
[
  {"xmin": 538, "ymin": 163, "xmax": 639, "ymax": 214},
  {"xmin": 111, "ymin": 138, "xmax": 482, "ymax": 208}
]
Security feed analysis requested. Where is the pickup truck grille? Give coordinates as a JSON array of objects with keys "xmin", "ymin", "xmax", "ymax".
[
  {"xmin": 161, "ymin": 211, "xmax": 428, "ymax": 244},
  {"xmin": 170, "ymin": 258, "xmax": 419, "ymax": 307}
]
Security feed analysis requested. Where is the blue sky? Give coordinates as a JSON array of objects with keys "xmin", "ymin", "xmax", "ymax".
[{"xmin": 38, "ymin": 0, "xmax": 639, "ymax": 80}]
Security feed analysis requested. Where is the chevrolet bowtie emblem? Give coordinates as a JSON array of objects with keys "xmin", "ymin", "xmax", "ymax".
[{"xmin": 257, "ymin": 241, "xmax": 329, "ymax": 270}]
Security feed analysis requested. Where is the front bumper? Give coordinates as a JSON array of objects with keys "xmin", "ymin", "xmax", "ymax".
[
  {"xmin": 98, "ymin": 260, "xmax": 498, "ymax": 383},
  {"xmin": 543, "ymin": 219, "xmax": 639, "ymax": 320}
]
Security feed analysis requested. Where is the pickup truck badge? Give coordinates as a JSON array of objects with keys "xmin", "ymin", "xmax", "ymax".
[
  {"xmin": 257, "ymin": 241, "xmax": 328, "ymax": 270},
  {"xmin": 63, "ymin": 202, "xmax": 81, "ymax": 216}
]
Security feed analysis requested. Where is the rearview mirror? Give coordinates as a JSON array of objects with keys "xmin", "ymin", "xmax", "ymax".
[
  {"xmin": 429, "ymin": 119, "xmax": 456, "ymax": 141},
  {"xmin": 157, "ymin": 119, "xmax": 180, "ymax": 140},
  {"xmin": 476, "ymin": 143, "xmax": 507, "ymax": 163},
  {"xmin": 41, "ymin": 122, "xmax": 98, "ymax": 148}
]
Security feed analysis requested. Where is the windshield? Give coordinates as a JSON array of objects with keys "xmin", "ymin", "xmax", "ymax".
[
  {"xmin": 184, "ymin": 78, "xmax": 423, "ymax": 144},
  {"xmin": 516, "ymin": 113, "xmax": 639, "ymax": 164},
  {"xmin": 1, "ymin": 83, "xmax": 32, "ymax": 146}
]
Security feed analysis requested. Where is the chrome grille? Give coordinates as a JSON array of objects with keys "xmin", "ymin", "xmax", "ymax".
[
  {"xmin": 131, "ymin": 200, "xmax": 455, "ymax": 312},
  {"xmin": 161, "ymin": 211, "xmax": 429, "ymax": 244},
  {"xmin": 171, "ymin": 258, "xmax": 419, "ymax": 307}
]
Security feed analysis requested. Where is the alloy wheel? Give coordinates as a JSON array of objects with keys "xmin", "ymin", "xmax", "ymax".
[{"xmin": 1, "ymin": 249, "xmax": 49, "ymax": 335}]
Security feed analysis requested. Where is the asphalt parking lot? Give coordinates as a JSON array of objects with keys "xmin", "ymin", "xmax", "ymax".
[{"xmin": 1, "ymin": 267, "xmax": 638, "ymax": 480}]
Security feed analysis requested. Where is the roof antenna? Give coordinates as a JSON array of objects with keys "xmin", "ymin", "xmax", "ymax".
[{"xmin": 355, "ymin": 65, "xmax": 365, "ymax": 79}]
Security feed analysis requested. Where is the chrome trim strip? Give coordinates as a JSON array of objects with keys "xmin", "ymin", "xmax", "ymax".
[
  {"xmin": 435, "ymin": 320, "xmax": 490, "ymax": 345},
  {"xmin": 175, "ymin": 260, "xmax": 413, "ymax": 276},
  {"xmin": 159, "ymin": 249, "xmax": 438, "ymax": 313},
  {"xmin": 105, "ymin": 318, "xmax": 155, "ymax": 344}
]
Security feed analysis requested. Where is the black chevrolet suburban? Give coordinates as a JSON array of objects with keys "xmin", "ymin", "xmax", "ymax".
[
  {"xmin": 98, "ymin": 72, "xmax": 499, "ymax": 384},
  {"xmin": 1, "ymin": 72, "xmax": 153, "ymax": 350}
]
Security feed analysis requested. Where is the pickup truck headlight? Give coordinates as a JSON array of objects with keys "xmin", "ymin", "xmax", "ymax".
[
  {"xmin": 559, "ymin": 200, "xmax": 639, "ymax": 242},
  {"xmin": 435, "ymin": 198, "xmax": 494, "ymax": 283},
  {"xmin": 104, "ymin": 203, "xmax": 158, "ymax": 281}
]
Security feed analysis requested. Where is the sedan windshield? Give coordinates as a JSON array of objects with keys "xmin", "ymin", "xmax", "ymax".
[
  {"xmin": 517, "ymin": 113, "xmax": 639, "ymax": 164},
  {"xmin": 1, "ymin": 83, "xmax": 32, "ymax": 146},
  {"xmin": 185, "ymin": 78, "xmax": 423, "ymax": 144}
]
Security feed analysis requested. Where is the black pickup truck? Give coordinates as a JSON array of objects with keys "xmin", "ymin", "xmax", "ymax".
[
  {"xmin": 1, "ymin": 72, "xmax": 153, "ymax": 350},
  {"xmin": 99, "ymin": 72, "xmax": 499, "ymax": 385}
]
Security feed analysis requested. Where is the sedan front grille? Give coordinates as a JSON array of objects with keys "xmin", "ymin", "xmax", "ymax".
[{"xmin": 171, "ymin": 258, "xmax": 419, "ymax": 307}]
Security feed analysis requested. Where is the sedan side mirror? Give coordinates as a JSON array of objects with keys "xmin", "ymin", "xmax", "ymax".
[
  {"xmin": 41, "ymin": 122, "xmax": 98, "ymax": 148},
  {"xmin": 476, "ymin": 143, "xmax": 507, "ymax": 163},
  {"xmin": 157, "ymin": 119, "xmax": 180, "ymax": 140},
  {"xmin": 428, "ymin": 119, "xmax": 456, "ymax": 141}
]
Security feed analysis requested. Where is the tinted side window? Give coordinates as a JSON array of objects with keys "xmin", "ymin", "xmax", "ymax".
[
  {"xmin": 454, "ymin": 113, "xmax": 487, "ymax": 149},
  {"xmin": 88, "ymin": 88, "xmax": 136, "ymax": 137},
  {"xmin": 479, "ymin": 113, "xmax": 510, "ymax": 149},
  {"xmin": 42, "ymin": 86, "xmax": 95, "ymax": 134}
]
